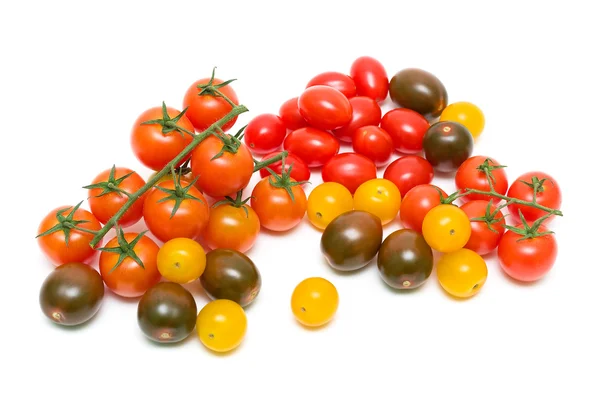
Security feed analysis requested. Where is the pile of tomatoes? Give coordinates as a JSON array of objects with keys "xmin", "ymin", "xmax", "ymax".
[{"xmin": 36, "ymin": 56, "xmax": 563, "ymax": 353}]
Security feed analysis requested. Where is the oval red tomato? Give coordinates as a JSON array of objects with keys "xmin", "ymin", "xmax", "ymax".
[
  {"xmin": 380, "ymin": 108, "xmax": 430, "ymax": 153},
  {"xmin": 183, "ymin": 77, "xmax": 239, "ymax": 132},
  {"xmin": 350, "ymin": 56, "xmax": 388, "ymax": 102},
  {"xmin": 279, "ymin": 97, "xmax": 307, "ymax": 131},
  {"xmin": 306, "ymin": 72, "xmax": 357, "ymax": 99},
  {"xmin": 321, "ymin": 153, "xmax": 377, "ymax": 194},
  {"xmin": 455, "ymin": 156, "xmax": 508, "ymax": 203},
  {"xmin": 352, "ymin": 126, "xmax": 394, "ymax": 167},
  {"xmin": 333, "ymin": 96, "xmax": 381, "ymax": 142},
  {"xmin": 460, "ymin": 200, "xmax": 506, "ymax": 255},
  {"xmin": 383, "ymin": 156, "xmax": 434, "ymax": 197},
  {"xmin": 399, "ymin": 184, "xmax": 448, "ymax": 232},
  {"xmin": 283, "ymin": 127, "xmax": 340, "ymax": 168},
  {"xmin": 507, "ymin": 172, "xmax": 562, "ymax": 223},
  {"xmin": 298, "ymin": 86, "xmax": 352, "ymax": 131},
  {"xmin": 243, "ymin": 113, "xmax": 287, "ymax": 154}
]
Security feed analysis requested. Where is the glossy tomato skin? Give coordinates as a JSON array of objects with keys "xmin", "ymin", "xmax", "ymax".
[
  {"xmin": 306, "ymin": 72, "xmax": 357, "ymax": 99},
  {"xmin": 460, "ymin": 200, "xmax": 506, "ymax": 255},
  {"xmin": 322, "ymin": 153, "xmax": 377, "ymax": 194},
  {"xmin": 283, "ymin": 127, "xmax": 340, "ymax": 168},
  {"xmin": 243, "ymin": 113, "xmax": 287, "ymax": 154},
  {"xmin": 258, "ymin": 151, "xmax": 310, "ymax": 183},
  {"xmin": 321, "ymin": 210, "xmax": 383, "ymax": 271},
  {"xmin": 507, "ymin": 172, "xmax": 562, "ymax": 223},
  {"xmin": 156, "ymin": 238, "xmax": 206, "ymax": 284},
  {"xmin": 455, "ymin": 156, "xmax": 508, "ymax": 202},
  {"xmin": 279, "ymin": 97, "xmax": 307, "ymax": 131},
  {"xmin": 291, "ymin": 277, "xmax": 339, "ymax": 327},
  {"xmin": 377, "ymin": 229, "xmax": 434, "ymax": 289},
  {"xmin": 437, "ymin": 249, "xmax": 487, "ymax": 298},
  {"xmin": 353, "ymin": 178, "xmax": 402, "ymax": 226},
  {"xmin": 423, "ymin": 121, "xmax": 474, "ymax": 172},
  {"xmin": 440, "ymin": 101, "xmax": 486, "ymax": 139},
  {"xmin": 380, "ymin": 108, "xmax": 430, "ymax": 153},
  {"xmin": 183, "ymin": 78, "xmax": 239, "ymax": 132},
  {"xmin": 131, "ymin": 106, "xmax": 194, "ymax": 171},
  {"xmin": 384, "ymin": 156, "xmax": 434, "ymax": 197},
  {"xmin": 333, "ymin": 96, "xmax": 381, "ymax": 142},
  {"xmin": 352, "ymin": 125, "xmax": 394, "ymax": 167},
  {"xmin": 350, "ymin": 56, "xmax": 389, "ymax": 102},
  {"xmin": 190, "ymin": 135, "xmax": 254, "ymax": 197},
  {"xmin": 196, "ymin": 299, "xmax": 247, "ymax": 353},
  {"xmin": 389, "ymin": 68, "xmax": 448, "ymax": 119},
  {"xmin": 298, "ymin": 86, "xmax": 352, "ymax": 130},
  {"xmin": 307, "ymin": 182, "xmax": 354, "ymax": 230},
  {"xmin": 251, "ymin": 177, "xmax": 307, "ymax": 232},
  {"xmin": 422, "ymin": 204, "xmax": 472, "ymax": 253},
  {"xmin": 400, "ymin": 185, "xmax": 448, "ymax": 233},
  {"xmin": 203, "ymin": 204, "xmax": 260, "ymax": 253}
]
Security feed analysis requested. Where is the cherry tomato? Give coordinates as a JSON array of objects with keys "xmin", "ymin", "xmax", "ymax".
[
  {"xmin": 148, "ymin": 169, "xmax": 202, "ymax": 192},
  {"xmin": 283, "ymin": 127, "xmax": 340, "ymax": 168},
  {"xmin": 380, "ymin": 108, "xmax": 430, "ymax": 154},
  {"xmin": 306, "ymin": 71, "xmax": 356, "ymax": 99},
  {"xmin": 258, "ymin": 151, "xmax": 310, "ymax": 183},
  {"xmin": 350, "ymin": 56, "xmax": 388, "ymax": 102},
  {"xmin": 389, "ymin": 68, "xmax": 448, "ymax": 119},
  {"xmin": 243, "ymin": 113, "xmax": 287, "ymax": 154},
  {"xmin": 203, "ymin": 203, "xmax": 260, "ymax": 253},
  {"xmin": 400, "ymin": 185, "xmax": 448, "ymax": 233},
  {"xmin": 196, "ymin": 299, "xmax": 247, "ymax": 353},
  {"xmin": 353, "ymin": 178, "xmax": 401, "ymax": 226},
  {"xmin": 156, "ymin": 238, "xmax": 206, "ymax": 284},
  {"xmin": 322, "ymin": 153, "xmax": 377, "ymax": 194},
  {"xmin": 423, "ymin": 121, "xmax": 473, "ymax": 173},
  {"xmin": 291, "ymin": 277, "xmax": 339, "ymax": 327},
  {"xmin": 183, "ymin": 77, "xmax": 239, "ymax": 132},
  {"xmin": 507, "ymin": 172, "xmax": 562, "ymax": 223},
  {"xmin": 352, "ymin": 126, "xmax": 394, "ymax": 167},
  {"xmin": 422, "ymin": 204, "xmax": 471, "ymax": 252},
  {"xmin": 437, "ymin": 249, "xmax": 487, "ymax": 298},
  {"xmin": 279, "ymin": 97, "xmax": 307, "ymax": 131},
  {"xmin": 333, "ymin": 96, "xmax": 381, "ymax": 142},
  {"xmin": 460, "ymin": 200, "xmax": 506, "ymax": 255},
  {"xmin": 251, "ymin": 176, "xmax": 307, "ymax": 232},
  {"xmin": 298, "ymin": 86, "xmax": 352, "ymax": 130},
  {"xmin": 455, "ymin": 156, "xmax": 508, "ymax": 203},
  {"xmin": 498, "ymin": 225, "xmax": 557, "ymax": 282},
  {"xmin": 384, "ymin": 156, "xmax": 434, "ymax": 197},
  {"xmin": 440, "ymin": 101, "xmax": 485, "ymax": 139},
  {"xmin": 307, "ymin": 182, "xmax": 354, "ymax": 230}
]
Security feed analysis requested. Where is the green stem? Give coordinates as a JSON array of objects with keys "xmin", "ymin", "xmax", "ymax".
[
  {"xmin": 253, "ymin": 151, "xmax": 287, "ymax": 172},
  {"xmin": 465, "ymin": 189, "xmax": 563, "ymax": 216},
  {"xmin": 66, "ymin": 224, "xmax": 99, "ymax": 235}
]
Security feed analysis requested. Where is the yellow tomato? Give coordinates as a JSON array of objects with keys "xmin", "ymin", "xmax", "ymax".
[
  {"xmin": 439, "ymin": 101, "xmax": 485, "ymax": 139},
  {"xmin": 437, "ymin": 248, "xmax": 487, "ymax": 298},
  {"xmin": 291, "ymin": 277, "xmax": 339, "ymax": 327},
  {"xmin": 307, "ymin": 182, "xmax": 354, "ymax": 230},
  {"xmin": 353, "ymin": 178, "xmax": 401, "ymax": 225},
  {"xmin": 422, "ymin": 204, "xmax": 471, "ymax": 252},
  {"xmin": 157, "ymin": 238, "xmax": 206, "ymax": 283},
  {"xmin": 196, "ymin": 299, "xmax": 247, "ymax": 352}
]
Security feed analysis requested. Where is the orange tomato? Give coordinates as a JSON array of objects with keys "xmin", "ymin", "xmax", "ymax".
[
  {"xmin": 251, "ymin": 176, "xmax": 307, "ymax": 232},
  {"xmin": 203, "ymin": 204, "xmax": 260, "ymax": 253}
]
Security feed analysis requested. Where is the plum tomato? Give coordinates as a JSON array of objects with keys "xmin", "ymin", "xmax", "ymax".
[
  {"xmin": 507, "ymin": 172, "xmax": 562, "ymax": 223},
  {"xmin": 400, "ymin": 184, "xmax": 448, "ymax": 233},
  {"xmin": 203, "ymin": 202, "xmax": 260, "ymax": 253},
  {"xmin": 455, "ymin": 156, "xmax": 508, "ymax": 203},
  {"xmin": 322, "ymin": 153, "xmax": 377, "ymax": 194},
  {"xmin": 306, "ymin": 71, "xmax": 357, "ymax": 99},
  {"xmin": 350, "ymin": 56, "xmax": 389, "ymax": 102},
  {"xmin": 423, "ymin": 121, "xmax": 473, "ymax": 173},
  {"xmin": 251, "ymin": 175, "xmax": 307, "ymax": 232},
  {"xmin": 279, "ymin": 97, "xmax": 308, "ymax": 131},
  {"xmin": 243, "ymin": 113, "xmax": 287, "ymax": 154},
  {"xmin": 437, "ymin": 249, "xmax": 487, "ymax": 298},
  {"xmin": 384, "ymin": 156, "xmax": 434, "ymax": 197},
  {"xmin": 307, "ymin": 182, "xmax": 354, "ymax": 230},
  {"xmin": 460, "ymin": 200, "xmax": 506, "ymax": 255},
  {"xmin": 291, "ymin": 277, "xmax": 339, "ymax": 327},
  {"xmin": 156, "ymin": 238, "xmax": 207, "ymax": 284},
  {"xmin": 422, "ymin": 204, "xmax": 471, "ymax": 253},
  {"xmin": 298, "ymin": 86, "xmax": 352, "ymax": 130},
  {"xmin": 353, "ymin": 178, "xmax": 401, "ymax": 226},
  {"xmin": 196, "ymin": 299, "xmax": 247, "ymax": 353},
  {"xmin": 352, "ymin": 125, "xmax": 394, "ymax": 167},
  {"xmin": 380, "ymin": 108, "xmax": 430, "ymax": 154},
  {"xmin": 388, "ymin": 68, "xmax": 448, "ymax": 119},
  {"xmin": 283, "ymin": 127, "xmax": 340, "ymax": 168},
  {"xmin": 258, "ymin": 151, "xmax": 310, "ymax": 183},
  {"xmin": 440, "ymin": 101, "xmax": 485, "ymax": 139},
  {"xmin": 333, "ymin": 96, "xmax": 381, "ymax": 142},
  {"xmin": 183, "ymin": 75, "xmax": 239, "ymax": 132}
]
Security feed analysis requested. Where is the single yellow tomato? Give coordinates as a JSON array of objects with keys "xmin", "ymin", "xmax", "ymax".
[
  {"xmin": 156, "ymin": 238, "xmax": 206, "ymax": 283},
  {"xmin": 422, "ymin": 204, "xmax": 471, "ymax": 252},
  {"xmin": 439, "ymin": 101, "xmax": 485, "ymax": 139},
  {"xmin": 196, "ymin": 299, "xmax": 247, "ymax": 352},
  {"xmin": 291, "ymin": 277, "xmax": 339, "ymax": 327},
  {"xmin": 307, "ymin": 182, "xmax": 354, "ymax": 230},
  {"xmin": 353, "ymin": 178, "xmax": 401, "ymax": 225},
  {"xmin": 437, "ymin": 248, "xmax": 488, "ymax": 298}
]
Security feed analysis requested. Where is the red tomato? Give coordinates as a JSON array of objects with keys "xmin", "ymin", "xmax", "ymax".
[
  {"xmin": 190, "ymin": 134, "xmax": 254, "ymax": 197},
  {"xmin": 383, "ymin": 156, "xmax": 434, "ymax": 197},
  {"xmin": 279, "ymin": 97, "xmax": 307, "ymax": 131},
  {"xmin": 507, "ymin": 172, "xmax": 562, "ymax": 223},
  {"xmin": 298, "ymin": 86, "xmax": 352, "ymax": 130},
  {"xmin": 131, "ymin": 105, "xmax": 194, "ymax": 171},
  {"xmin": 251, "ymin": 177, "xmax": 307, "ymax": 232},
  {"xmin": 380, "ymin": 108, "xmax": 430, "ymax": 153},
  {"xmin": 183, "ymin": 77, "xmax": 239, "ymax": 132},
  {"xmin": 203, "ymin": 204, "xmax": 260, "ymax": 253},
  {"xmin": 244, "ymin": 113, "xmax": 287, "ymax": 154},
  {"xmin": 498, "ymin": 225, "xmax": 557, "ymax": 282},
  {"xmin": 455, "ymin": 156, "xmax": 508, "ymax": 203},
  {"xmin": 399, "ymin": 184, "xmax": 448, "ymax": 232},
  {"xmin": 333, "ymin": 96, "xmax": 382, "ymax": 142},
  {"xmin": 350, "ymin": 56, "xmax": 389, "ymax": 102},
  {"xmin": 321, "ymin": 153, "xmax": 377, "ymax": 194},
  {"xmin": 258, "ymin": 151, "xmax": 310, "ymax": 183},
  {"xmin": 352, "ymin": 126, "xmax": 394, "ymax": 167},
  {"xmin": 283, "ymin": 127, "xmax": 340, "ymax": 168},
  {"xmin": 306, "ymin": 72, "xmax": 357, "ymax": 99},
  {"xmin": 460, "ymin": 200, "xmax": 506, "ymax": 255}
]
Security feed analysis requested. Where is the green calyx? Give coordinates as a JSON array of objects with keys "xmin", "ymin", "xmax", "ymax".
[
  {"xmin": 83, "ymin": 165, "xmax": 134, "ymax": 198},
  {"xmin": 96, "ymin": 227, "xmax": 147, "ymax": 272},
  {"xmin": 140, "ymin": 101, "xmax": 194, "ymax": 137},
  {"xmin": 265, "ymin": 163, "xmax": 308, "ymax": 202},
  {"xmin": 155, "ymin": 167, "xmax": 203, "ymax": 218},
  {"xmin": 36, "ymin": 201, "xmax": 96, "ymax": 246},
  {"xmin": 476, "ymin": 158, "xmax": 507, "ymax": 189},
  {"xmin": 469, "ymin": 200, "xmax": 504, "ymax": 233},
  {"xmin": 504, "ymin": 210, "xmax": 555, "ymax": 240},
  {"xmin": 519, "ymin": 176, "xmax": 546, "ymax": 203},
  {"xmin": 211, "ymin": 125, "xmax": 246, "ymax": 160},
  {"xmin": 196, "ymin": 67, "xmax": 237, "ymax": 107},
  {"xmin": 212, "ymin": 190, "xmax": 253, "ymax": 218}
]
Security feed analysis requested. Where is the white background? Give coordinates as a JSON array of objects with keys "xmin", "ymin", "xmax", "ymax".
[{"xmin": 2, "ymin": 1, "xmax": 599, "ymax": 399}]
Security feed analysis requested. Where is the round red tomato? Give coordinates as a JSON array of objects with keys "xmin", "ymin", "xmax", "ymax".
[
  {"xmin": 258, "ymin": 151, "xmax": 310, "ymax": 183},
  {"xmin": 283, "ymin": 127, "xmax": 340, "ymax": 167},
  {"xmin": 183, "ymin": 76, "xmax": 239, "ymax": 132},
  {"xmin": 460, "ymin": 200, "xmax": 506, "ymax": 255},
  {"xmin": 244, "ymin": 113, "xmax": 287, "ymax": 154},
  {"xmin": 298, "ymin": 86, "xmax": 352, "ymax": 130},
  {"xmin": 507, "ymin": 172, "xmax": 562, "ymax": 223},
  {"xmin": 333, "ymin": 96, "xmax": 382, "ymax": 142},
  {"xmin": 383, "ymin": 156, "xmax": 434, "ymax": 197},
  {"xmin": 455, "ymin": 156, "xmax": 508, "ymax": 203},
  {"xmin": 321, "ymin": 153, "xmax": 377, "ymax": 194},
  {"xmin": 279, "ymin": 97, "xmax": 307, "ymax": 131},
  {"xmin": 352, "ymin": 126, "xmax": 394, "ymax": 167},
  {"xmin": 251, "ymin": 176, "xmax": 307, "ymax": 232},
  {"xmin": 399, "ymin": 184, "xmax": 448, "ymax": 232},
  {"xmin": 350, "ymin": 56, "xmax": 388, "ymax": 102},
  {"xmin": 306, "ymin": 72, "xmax": 356, "ymax": 99},
  {"xmin": 380, "ymin": 108, "xmax": 430, "ymax": 153}
]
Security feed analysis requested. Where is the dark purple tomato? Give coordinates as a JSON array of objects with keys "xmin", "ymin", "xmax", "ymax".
[
  {"xmin": 423, "ymin": 121, "xmax": 473, "ymax": 173},
  {"xmin": 388, "ymin": 68, "xmax": 448, "ymax": 119}
]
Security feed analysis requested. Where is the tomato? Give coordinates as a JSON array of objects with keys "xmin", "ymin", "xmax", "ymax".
[
  {"xmin": 350, "ymin": 56, "xmax": 388, "ymax": 102},
  {"xmin": 298, "ymin": 86, "xmax": 352, "ymax": 130},
  {"xmin": 498, "ymin": 225, "xmax": 557, "ymax": 282},
  {"xmin": 143, "ymin": 180, "xmax": 209, "ymax": 242},
  {"xmin": 437, "ymin": 249, "xmax": 487, "ymax": 298},
  {"xmin": 37, "ymin": 204, "xmax": 102, "ymax": 266},
  {"xmin": 258, "ymin": 151, "xmax": 310, "ymax": 183},
  {"xmin": 279, "ymin": 97, "xmax": 307, "ymax": 131},
  {"xmin": 148, "ymin": 169, "xmax": 200, "ymax": 191},
  {"xmin": 422, "ymin": 204, "xmax": 472, "ymax": 253},
  {"xmin": 352, "ymin": 125, "xmax": 394, "ymax": 167},
  {"xmin": 307, "ymin": 182, "xmax": 354, "ymax": 230},
  {"xmin": 156, "ymin": 238, "xmax": 206, "ymax": 284},
  {"xmin": 440, "ymin": 101, "xmax": 485, "ymax": 139},
  {"xmin": 183, "ymin": 76, "xmax": 239, "ymax": 132},
  {"xmin": 384, "ymin": 156, "xmax": 434, "ymax": 197},
  {"xmin": 190, "ymin": 134, "xmax": 254, "ymax": 197},
  {"xmin": 86, "ymin": 166, "xmax": 146, "ymax": 227},
  {"xmin": 389, "ymin": 68, "xmax": 448, "ymax": 119},
  {"xmin": 243, "ymin": 113, "xmax": 287, "ymax": 154},
  {"xmin": 283, "ymin": 127, "xmax": 340, "ymax": 167},
  {"xmin": 455, "ymin": 156, "xmax": 508, "ymax": 202},
  {"xmin": 130, "ymin": 105, "xmax": 194, "ymax": 171},
  {"xmin": 306, "ymin": 71, "xmax": 357, "ymax": 99},
  {"xmin": 322, "ymin": 153, "xmax": 377, "ymax": 194},
  {"xmin": 99, "ymin": 232, "xmax": 161, "ymax": 298},
  {"xmin": 400, "ymin": 185, "xmax": 448, "ymax": 233},
  {"xmin": 460, "ymin": 200, "xmax": 506, "ymax": 255},
  {"xmin": 423, "ymin": 121, "xmax": 473, "ymax": 172},
  {"xmin": 196, "ymin": 299, "xmax": 247, "ymax": 353},
  {"xmin": 333, "ymin": 96, "xmax": 381, "ymax": 142},
  {"xmin": 291, "ymin": 277, "xmax": 339, "ymax": 327},
  {"xmin": 251, "ymin": 175, "xmax": 307, "ymax": 232},
  {"xmin": 353, "ymin": 178, "xmax": 401, "ymax": 226},
  {"xmin": 380, "ymin": 108, "xmax": 430, "ymax": 154},
  {"xmin": 507, "ymin": 172, "xmax": 562, "ymax": 223},
  {"xmin": 203, "ymin": 203, "xmax": 260, "ymax": 253}
]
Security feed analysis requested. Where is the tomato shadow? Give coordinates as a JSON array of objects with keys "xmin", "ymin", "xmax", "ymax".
[
  {"xmin": 325, "ymin": 257, "xmax": 375, "ymax": 277},
  {"xmin": 183, "ymin": 279, "xmax": 211, "ymax": 302},
  {"xmin": 500, "ymin": 270, "xmax": 542, "ymax": 287},
  {"xmin": 259, "ymin": 223, "xmax": 304, "ymax": 238},
  {"xmin": 105, "ymin": 289, "xmax": 142, "ymax": 305},
  {"xmin": 292, "ymin": 315, "xmax": 335, "ymax": 332}
]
